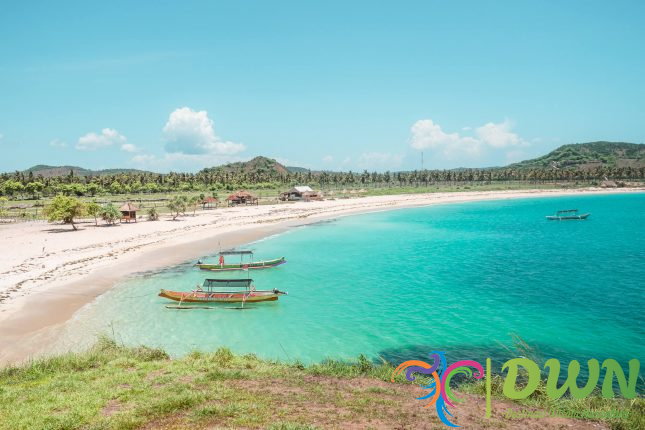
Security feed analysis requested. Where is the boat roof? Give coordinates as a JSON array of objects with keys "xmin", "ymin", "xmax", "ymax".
[
  {"xmin": 203, "ymin": 279, "xmax": 253, "ymax": 288},
  {"xmin": 219, "ymin": 250, "xmax": 253, "ymax": 255},
  {"xmin": 204, "ymin": 278, "xmax": 252, "ymax": 283},
  {"xmin": 556, "ymin": 209, "xmax": 578, "ymax": 214}
]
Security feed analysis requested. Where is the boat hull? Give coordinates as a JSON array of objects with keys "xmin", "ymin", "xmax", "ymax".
[
  {"xmin": 159, "ymin": 289, "xmax": 280, "ymax": 303},
  {"xmin": 197, "ymin": 257, "xmax": 286, "ymax": 271},
  {"xmin": 546, "ymin": 213, "xmax": 590, "ymax": 220}
]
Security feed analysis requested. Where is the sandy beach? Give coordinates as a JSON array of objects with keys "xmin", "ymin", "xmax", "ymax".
[{"xmin": 0, "ymin": 187, "xmax": 642, "ymax": 365}]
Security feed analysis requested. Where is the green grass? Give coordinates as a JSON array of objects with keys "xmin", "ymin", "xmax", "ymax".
[{"xmin": 0, "ymin": 338, "xmax": 641, "ymax": 429}]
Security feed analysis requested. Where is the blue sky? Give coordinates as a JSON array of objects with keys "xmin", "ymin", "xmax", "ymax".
[{"xmin": 1, "ymin": 1, "xmax": 643, "ymax": 173}]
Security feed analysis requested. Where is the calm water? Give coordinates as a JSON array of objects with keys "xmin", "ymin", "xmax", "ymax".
[{"xmin": 57, "ymin": 193, "xmax": 644, "ymax": 372}]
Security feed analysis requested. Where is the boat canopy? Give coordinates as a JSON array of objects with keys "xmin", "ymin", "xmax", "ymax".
[
  {"xmin": 556, "ymin": 209, "xmax": 578, "ymax": 214},
  {"xmin": 202, "ymin": 279, "xmax": 253, "ymax": 289},
  {"xmin": 219, "ymin": 250, "xmax": 253, "ymax": 255}
]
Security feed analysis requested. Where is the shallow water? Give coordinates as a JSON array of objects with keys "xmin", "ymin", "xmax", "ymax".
[{"xmin": 58, "ymin": 193, "xmax": 644, "ymax": 373}]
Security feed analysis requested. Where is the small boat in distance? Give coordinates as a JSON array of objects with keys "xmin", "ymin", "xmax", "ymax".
[
  {"xmin": 159, "ymin": 278, "xmax": 287, "ymax": 306},
  {"xmin": 546, "ymin": 209, "xmax": 590, "ymax": 220},
  {"xmin": 196, "ymin": 250, "xmax": 286, "ymax": 271}
]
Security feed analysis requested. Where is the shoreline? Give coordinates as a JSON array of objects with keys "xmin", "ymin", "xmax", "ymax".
[{"xmin": 0, "ymin": 187, "xmax": 642, "ymax": 366}]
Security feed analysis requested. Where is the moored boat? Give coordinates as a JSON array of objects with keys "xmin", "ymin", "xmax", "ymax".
[
  {"xmin": 196, "ymin": 250, "xmax": 286, "ymax": 271},
  {"xmin": 546, "ymin": 209, "xmax": 590, "ymax": 220},
  {"xmin": 159, "ymin": 278, "xmax": 287, "ymax": 304}
]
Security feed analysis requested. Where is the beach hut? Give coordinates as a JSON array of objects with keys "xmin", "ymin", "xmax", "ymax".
[
  {"xmin": 202, "ymin": 196, "xmax": 219, "ymax": 209},
  {"xmin": 279, "ymin": 186, "xmax": 323, "ymax": 202},
  {"xmin": 227, "ymin": 190, "xmax": 258, "ymax": 206},
  {"xmin": 119, "ymin": 202, "xmax": 139, "ymax": 222}
]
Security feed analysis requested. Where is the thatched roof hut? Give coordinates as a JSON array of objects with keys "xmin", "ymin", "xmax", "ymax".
[
  {"xmin": 279, "ymin": 186, "xmax": 323, "ymax": 202},
  {"xmin": 227, "ymin": 191, "xmax": 258, "ymax": 205},
  {"xmin": 119, "ymin": 202, "xmax": 139, "ymax": 222},
  {"xmin": 202, "ymin": 196, "xmax": 219, "ymax": 209}
]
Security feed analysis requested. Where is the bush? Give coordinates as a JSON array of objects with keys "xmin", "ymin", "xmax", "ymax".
[
  {"xmin": 100, "ymin": 203, "xmax": 121, "ymax": 225},
  {"xmin": 147, "ymin": 206, "xmax": 159, "ymax": 221}
]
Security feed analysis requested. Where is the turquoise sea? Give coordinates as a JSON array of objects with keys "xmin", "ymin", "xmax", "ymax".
[{"xmin": 59, "ymin": 193, "xmax": 644, "ymax": 375}]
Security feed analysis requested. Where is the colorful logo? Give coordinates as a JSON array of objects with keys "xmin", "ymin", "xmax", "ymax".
[
  {"xmin": 391, "ymin": 351, "xmax": 487, "ymax": 427},
  {"xmin": 391, "ymin": 351, "xmax": 639, "ymax": 428}
]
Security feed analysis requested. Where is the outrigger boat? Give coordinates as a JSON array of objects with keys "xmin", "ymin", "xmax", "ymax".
[
  {"xmin": 159, "ymin": 278, "xmax": 287, "ymax": 308},
  {"xmin": 196, "ymin": 250, "xmax": 286, "ymax": 272},
  {"xmin": 546, "ymin": 209, "xmax": 590, "ymax": 220}
]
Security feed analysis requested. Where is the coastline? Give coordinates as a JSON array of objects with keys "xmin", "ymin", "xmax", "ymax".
[{"xmin": 0, "ymin": 187, "xmax": 642, "ymax": 365}]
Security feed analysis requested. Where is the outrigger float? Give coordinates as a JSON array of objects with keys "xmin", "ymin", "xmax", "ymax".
[
  {"xmin": 546, "ymin": 209, "xmax": 591, "ymax": 220},
  {"xmin": 159, "ymin": 278, "xmax": 287, "ymax": 309},
  {"xmin": 196, "ymin": 250, "xmax": 286, "ymax": 272}
]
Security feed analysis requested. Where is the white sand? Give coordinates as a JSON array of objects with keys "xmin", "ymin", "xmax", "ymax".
[{"xmin": 0, "ymin": 187, "xmax": 641, "ymax": 364}]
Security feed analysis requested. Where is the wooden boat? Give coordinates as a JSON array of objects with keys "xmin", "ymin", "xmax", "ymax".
[
  {"xmin": 159, "ymin": 278, "xmax": 287, "ymax": 304},
  {"xmin": 546, "ymin": 209, "xmax": 590, "ymax": 220},
  {"xmin": 196, "ymin": 250, "xmax": 286, "ymax": 272}
]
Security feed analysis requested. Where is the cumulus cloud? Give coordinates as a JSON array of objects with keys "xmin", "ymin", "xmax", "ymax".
[
  {"xmin": 322, "ymin": 155, "xmax": 333, "ymax": 163},
  {"xmin": 357, "ymin": 152, "xmax": 404, "ymax": 170},
  {"xmin": 121, "ymin": 143, "xmax": 138, "ymax": 152},
  {"xmin": 49, "ymin": 138, "xmax": 68, "ymax": 148},
  {"xmin": 476, "ymin": 119, "xmax": 524, "ymax": 148},
  {"xmin": 77, "ymin": 128, "xmax": 126, "ymax": 150},
  {"xmin": 162, "ymin": 107, "xmax": 245, "ymax": 155},
  {"xmin": 409, "ymin": 118, "xmax": 529, "ymax": 164},
  {"xmin": 410, "ymin": 119, "xmax": 482, "ymax": 159}
]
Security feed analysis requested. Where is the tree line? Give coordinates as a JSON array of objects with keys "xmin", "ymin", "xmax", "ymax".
[{"xmin": 1, "ymin": 165, "xmax": 643, "ymax": 199}]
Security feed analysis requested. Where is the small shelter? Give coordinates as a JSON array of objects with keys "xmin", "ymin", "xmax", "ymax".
[
  {"xmin": 119, "ymin": 202, "xmax": 139, "ymax": 222},
  {"xmin": 280, "ymin": 186, "xmax": 323, "ymax": 202},
  {"xmin": 227, "ymin": 190, "xmax": 258, "ymax": 206},
  {"xmin": 202, "ymin": 196, "xmax": 219, "ymax": 209}
]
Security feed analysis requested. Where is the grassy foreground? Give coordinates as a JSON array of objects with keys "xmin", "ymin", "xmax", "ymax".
[{"xmin": 0, "ymin": 338, "xmax": 641, "ymax": 429}]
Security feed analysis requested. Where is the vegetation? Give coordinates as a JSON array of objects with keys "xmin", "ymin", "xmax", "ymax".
[
  {"xmin": 2, "ymin": 144, "xmax": 644, "ymax": 204},
  {"xmin": 0, "ymin": 338, "xmax": 640, "ymax": 430},
  {"xmin": 100, "ymin": 203, "xmax": 122, "ymax": 225},
  {"xmin": 86, "ymin": 201, "xmax": 101, "ymax": 226},
  {"xmin": 167, "ymin": 195, "xmax": 188, "ymax": 220},
  {"xmin": 147, "ymin": 206, "xmax": 159, "ymax": 221},
  {"xmin": 42, "ymin": 195, "xmax": 86, "ymax": 230},
  {"xmin": 510, "ymin": 142, "xmax": 645, "ymax": 170}
]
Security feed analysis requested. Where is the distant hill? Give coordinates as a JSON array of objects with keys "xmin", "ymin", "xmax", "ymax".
[
  {"xmin": 200, "ymin": 156, "xmax": 304, "ymax": 176},
  {"xmin": 23, "ymin": 165, "xmax": 154, "ymax": 178},
  {"xmin": 509, "ymin": 142, "xmax": 645, "ymax": 170},
  {"xmin": 285, "ymin": 166, "xmax": 311, "ymax": 173}
]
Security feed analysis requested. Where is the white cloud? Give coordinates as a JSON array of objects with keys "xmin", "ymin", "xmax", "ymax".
[
  {"xmin": 49, "ymin": 138, "xmax": 68, "ymax": 148},
  {"xmin": 410, "ymin": 119, "xmax": 482, "ymax": 160},
  {"xmin": 409, "ymin": 118, "xmax": 530, "ymax": 165},
  {"xmin": 476, "ymin": 119, "xmax": 525, "ymax": 148},
  {"xmin": 410, "ymin": 119, "xmax": 461, "ymax": 150},
  {"xmin": 162, "ymin": 107, "xmax": 245, "ymax": 155},
  {"xmin": 121, "ymin": 143, "xmax": 138, "ymax": 152},
  {"xmin": 77, "ymin": 128, "xmax": 126, "ymax": 150},
  {"xmin": 322, "ymin": 155, "xmax": 333, "ymax": 163},
  {"xmin": 357, "ymin": 152, "xmax": 404, "ymax": 170}
]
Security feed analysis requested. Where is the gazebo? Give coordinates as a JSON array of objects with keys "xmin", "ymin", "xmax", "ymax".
[
  {"xmin": 226, "ymin": 191, "xmax": 258, "ymax": 206},
  {"xmin": 280, "ymin": 186, "xmax": 323, "ymax": 202},
  {"xmin": 119, "ymin": 202, "xmax": 139, "ymax": 222},
  {"xmin": 202, "ymin": 196, "xmax": 219, "ymax": 209}
]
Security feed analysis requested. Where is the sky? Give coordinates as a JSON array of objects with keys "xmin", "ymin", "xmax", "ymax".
[{"xmin": 1, "ymin": 0, "xmax": 644, "ymax": 173}]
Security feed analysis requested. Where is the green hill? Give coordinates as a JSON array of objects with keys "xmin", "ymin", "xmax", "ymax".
[
  {"xmin": 509, "ymin": 141, "xmax": 645, "ymax": 170},
  {"xmin": 200, "ymin": 156, "xmax": 292, "ymax": 176}
]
